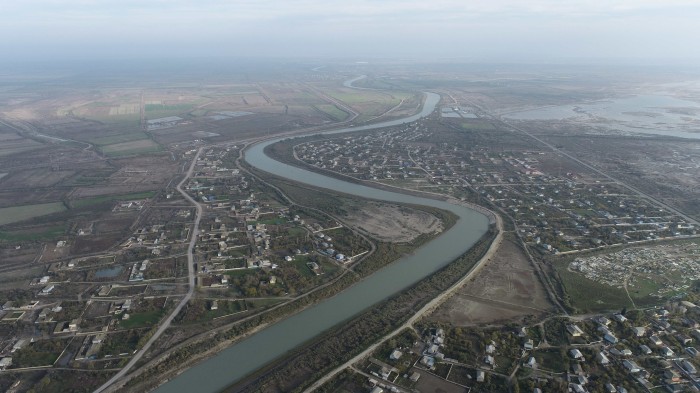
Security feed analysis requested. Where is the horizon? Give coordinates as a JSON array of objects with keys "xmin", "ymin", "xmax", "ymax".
[{"xmin": 2, "ymin": 0, "xmax": 700, "ymax": 66}]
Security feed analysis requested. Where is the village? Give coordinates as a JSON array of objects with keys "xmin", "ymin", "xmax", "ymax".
[
  {"xmin": 293, "ymin": 114, "xmax": 697, "ymax": 257},
  {"xmin": 331, "ymin": 299, "xmax": 700, "ymax": 393},
  {"xmin": 0, "ymin": 145, "xmax": 372, "ymax": 383}
]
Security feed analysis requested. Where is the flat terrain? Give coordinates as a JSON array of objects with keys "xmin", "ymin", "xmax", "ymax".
[
  {"xmin": 430, "ymin": 237, "xmax": 552, "ymax": 325},
  {"xmin": 343, "ymin": 202, "xmax": 442, "ymax": 243},
  {"xmin": 0, "ymin": 201, "xmax": 66, "ymax": 225}
]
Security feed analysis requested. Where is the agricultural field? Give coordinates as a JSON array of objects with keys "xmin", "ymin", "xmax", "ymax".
[
  {"xmin": 86, "ymin": 132, "xmax": 150, "ymax": 146},
  {"xmin": 0, "ymin": 133, "xmax": 44, "ymax": 157},
  {"xmin": 320, "ymin": 86, "xmax": 417, "ymax": 122},
  {"xmin": 0, "ymin": 202, "xmax": 67, "ymax": 225},
  {"xmin": 99, "ymin": 139, "xmax": 162, "ymax": 156},
  {"xmin": 314, "ymin": 104, "xmax": 349, "ymax": 121}
]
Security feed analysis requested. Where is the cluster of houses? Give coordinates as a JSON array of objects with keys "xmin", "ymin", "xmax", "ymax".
[
  {"xmin": 294, "ymin": 126, "xmax": 696, "ymax": 256},
  {"xmin": 569, "ymin": 243, "xmax": 700, "ymax": 297},
  {"xmin": 562, "ymin": 303, "xmax": 700, "ymax": 392}
]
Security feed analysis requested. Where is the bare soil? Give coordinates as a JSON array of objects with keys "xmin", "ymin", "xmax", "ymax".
[
  {"xmin": 343, "ymin": 202, "xmax": 442, "ymax": 243},
  {"xmin": 430, "ymin": 238, "xmax": 552, "ymax": 326},
  {"xmin": 413, "ymin": 368, "xmax": 468, "ymax": 393}
]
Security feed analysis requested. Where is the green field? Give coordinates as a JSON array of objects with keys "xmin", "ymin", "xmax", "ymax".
[
  {"xmin": 100, "ymin": 139, "xmax": 162, "ymax": 157},
  {"xmin": 87, "ymin": 132, "xmax": 150, "ymax": 146},
  {"xmin": 290, "ymin": 255, "xmax": 315, "ymax": 277},
  {"xmin": 72, "ymin": 191, "xmax": 156, "ymax": 208},
  {"xmin": 0, "ymin": 225, "xmax": 65, "ymax": 242},
  {"xmin": 314, "ymin": 104, "xmax": 349, "ymax": 121},
  {"xmin": 555, "ymin": 261, "xmax": 633, "ymax": 312},
  {"xmin": 461, "ymin": 121, "xmax": 496, "ymax": 131},
  {"xmin": 145, "ymin": 103, "xmax": 193, "ymax": 112},
  {"xmin": 12, "ymin": 339, "xmax": 69, "ymax": 368},
  {"xmin": 0, "ymin": 202, "xmax": 67, "ymax": 225},
  {"xmin": 119, "ymin": 310, "xmax": 163, "ymax": 329}
]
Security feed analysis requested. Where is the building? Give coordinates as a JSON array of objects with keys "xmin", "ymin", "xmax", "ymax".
[
  {"xmin": 567, "ymin": 324, "xmax": 585, "ymax": 337},
  {"xmin": 570, "ymin": 349, "xmax": 584, "ymax": 360},
  {"xmin": 660, "ymin": 346, "xmax": 675, "ymax": 358},
  {"xmin": 604, "ymin": 333, "xmax": 618, "ymax": 344},
  {"xmin": 389, "ymin": 350, "xmax": 403, "ymax": 360},
  {"xmin": 682, "ymin": 359, "xmax": 697, "ymax": 374},
  {"xmin": 632, "ymin": 326, "xmax": 646, "ymax": 337},
  {"xmin": 623, "ymin": 360, "xmax": 642, "ymax": 373},
  {"xmin": 0, "ymin": 357, "xmax": 12, "ymax": 370}
]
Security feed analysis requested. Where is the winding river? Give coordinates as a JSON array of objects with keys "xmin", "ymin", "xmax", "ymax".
[{"xmin": 154, "ymin": 92, "xmax": 489, "ymax": 393}]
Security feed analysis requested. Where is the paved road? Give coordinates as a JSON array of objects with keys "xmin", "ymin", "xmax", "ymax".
[{"xmin": 94, "ymin": 147, "xmax": 204, "ymax": 393}]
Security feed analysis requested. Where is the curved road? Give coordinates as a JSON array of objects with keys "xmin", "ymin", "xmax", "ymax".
[{"xmin": 94, "ymin": 147, "xmax": 203, "ymax": 393}]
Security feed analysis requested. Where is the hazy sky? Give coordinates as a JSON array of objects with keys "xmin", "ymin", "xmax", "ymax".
[{"xmin": 2, "ymin": 0, "xmax": 700, "ymax": 63}]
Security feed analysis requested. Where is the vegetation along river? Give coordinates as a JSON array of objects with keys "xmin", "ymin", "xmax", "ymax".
[{"xmin": 154, "ymin": 92, "xmax": 490, "ymax": 392}]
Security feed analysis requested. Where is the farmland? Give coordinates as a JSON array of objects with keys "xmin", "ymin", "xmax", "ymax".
[
  {"xmin": 0, "ymin": 202, "xmax": 67, "ymax": 225},
  {"xmin": 99, "ymin": 139, "xmax": 162, "ymax": 156}
]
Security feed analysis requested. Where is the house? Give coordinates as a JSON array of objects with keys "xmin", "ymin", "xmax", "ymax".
[
  {"xmin": 370, "ymin": 387, "xmax": 384, "ymax": 393},
  {"xmin": 613, "ymin": 314, "xmax": 628, "ymax": 323},
  {"xmin": 604, "ymin": 333, "xmax": 618, "ymax": 344},
  {"xmin": 675, "ymin": 334, "xmax": 692, "ymax": 345},
  {"xmin": 389, "ymin": 350, "xmax": 403, "ymax": 360},
  {"xmin": 686, "ymin": 347, "xmax": 699, "ymax": 357},
  {"xmin": 476, "ymin": 370, "xmax": 485, "ymax": 382},
  {"xmin": 660, "ymin": 346, "xmax": 675, "ymax": 358},
  {"xmin": 0, "ymin": 357, "xmax": 12, "ymax": 370},
  {"xmin": 682, "ymin": 359, "xmax": 697, "ymax": 374},
  {"xmin": 526, "ymin": 356, "xmax": 537, "ymax": 368},
  {"xmin": 623, "ymin": 360, "xmax": 642, "ymax": 373},
  {"xmin": 484, "ymin": 355, "xmax": 495, "ymax": 366},
  {"xmin": 650, "ymin": 335, "xmax": 663, "ymax": 346},
  {"xmin": 518, "ymin": 327, "xmax": 528, "ymax": 337},
  {"xmin": 632, "ymin": 326, "xmax": 646, "ymax": 337},
  {"xmin": 597, "ymin": 352, "xmax": 610, "ymax": 365},
  {"xmin": 597, "ymin": 316, "xmax": 611, "ymax": 326},
  {"xmin": 691, "ymin": 329, "xmax": 700, "ymax": 341},
  {"xmin": 426, "ymin": 344, "xmax": 439, "ymax": 355},
  {"xmin": 570, "ymin": 349, "xmax": 584, "ymax": 360},
  {"xmin": 11, "ymin": 339, "xmax": 27, "ymax": 353},
  {"xmin": 664, "ymin": 369, "xmax": 681, "ymax": 383},
  {"xmin": 421, "ymin": 356, "xmax": 434, "ymax": 368},
  {"xmin": 284, "ymin": 256, "xmax": 293, "ymax": 262},
  {"xmin": 409, "ymin": 372, "xmax": 420, "ymax": 382},
  {"xmin": 567, "ymin": 324, "xmax": 585, "ymax": 337},
  {"xmin": 604, "ymin": 382, "xmax": 617, "ymax": 393},
  {"xmin": 523, "ymin": 338, "xmax": 534, "ymax": 350},
  {"xmin": 639, "ymin": 344, "xmax": 652, "ymax": 355},
  {"xmin": 571, "ymin": 384, "xmax": 586, "ymax": 393},
  {"xmin": 485, "ymin": 343, "xmax": 496, "ymax": 354}
]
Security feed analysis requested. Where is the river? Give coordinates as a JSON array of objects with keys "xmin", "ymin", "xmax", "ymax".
[{"xmin": 154, "ymin": 92, "xmax": 489, "ymax": 393}]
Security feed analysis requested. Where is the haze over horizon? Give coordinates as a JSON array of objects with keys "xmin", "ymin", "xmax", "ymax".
[{"xmin": 2, "ymin": 0, "xmax": 700, "ymax": 65}]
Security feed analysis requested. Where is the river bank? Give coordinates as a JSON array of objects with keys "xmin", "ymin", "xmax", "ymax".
[{"xmin": 152, "ymin": 91, "xmax": 491, "ymax": 393}]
